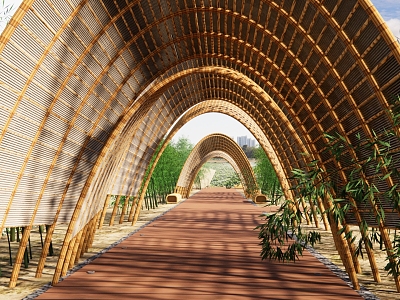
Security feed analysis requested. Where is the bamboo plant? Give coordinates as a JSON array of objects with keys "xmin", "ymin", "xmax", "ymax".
[{"xmin": 258, "ymin": 95, "xmax": 400, "ymax": 280}]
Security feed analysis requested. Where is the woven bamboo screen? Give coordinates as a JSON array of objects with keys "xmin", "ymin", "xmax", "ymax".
[
  {"xmin": 175, "ymin": 133, "xmax": 258, "ymax": 198},
  {"xmin": 0, "ymin": 0, "xmax": 399, "ymax": 287}
]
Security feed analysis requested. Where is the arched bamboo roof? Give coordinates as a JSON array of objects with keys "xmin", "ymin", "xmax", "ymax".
[
  {"xmin": 0, "ymin": 0, "xmax": 400, "ymax": 289},
  {"xmin": 137, "ymin": 99, "xmax": 291, "ymax": 206},
  {"xmin": 175, "ymin": 133, "xmax": 258, "ymax": 198}
]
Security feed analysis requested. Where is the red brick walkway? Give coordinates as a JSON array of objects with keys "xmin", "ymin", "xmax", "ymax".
[{"xmin": 38, "ymin": 187, "xmax": 361, "ymax": 299}]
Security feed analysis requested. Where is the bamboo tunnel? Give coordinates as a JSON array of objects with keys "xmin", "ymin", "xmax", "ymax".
[{"xmin": 0, "ymin": 0, "xmax": 400, "ymax": 293}]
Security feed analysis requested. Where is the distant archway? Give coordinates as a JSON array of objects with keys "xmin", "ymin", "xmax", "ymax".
[{"xmin": 175, "ymin": 134, "xmax": 258, "ymax": 199}]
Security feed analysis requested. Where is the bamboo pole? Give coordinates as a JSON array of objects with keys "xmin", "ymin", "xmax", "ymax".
[
  {"xmin": 75, "ymin": 223, "xmax": 89, "ymax": 262},
  {"xmin": 127, "ymin": 197, "xmax": 137, "ymax": 222},
  {"xmin": 132, "ymin": 193, "xmax": 146, "ymax": 225},
  {"xmin": 80, "ymin": 224, "xmax": 92, "ymax": 258},
  {"xmin": 347, "ymin": 199, "xmax": 381, "ymax": 281},
  {"xmin": 9, "ymin": 225, "xmax": 32, "ymax": 288},
  {"xmin": 119, "ymin": 196, "xmax": 131, "ymax": 224},
  {"xmin": 379, "ymin": 226, "xmax": 400, "ymax": 291},
  {"xmin": 308, "ymin": 196, "xmax": 320, "ymax": 228},
  {"xmin": 98, "ymin": 194, "xmax": 112, "ymax": 229},
  {"xmin": 316, "ymin": 196, "xmax": 330, "ymax": 231},
  {"xmin": 61, "ymin": 237, "xmax": 77, "ymax": 277},
  {"xmin": 53, "ymin": 234, "xmax": 74, "ymax": 284},
  {"xmin": 81, "ymin": 214, "xmax": 98, "ymax": 256},
  {"xmin": 343, "ymin": 224, "xmax": 362, "ymax": 274},
  {"xmin": 86, "ymin": 213, "xmax": 100, "ymax": 251},
  {"xmin": 109, "ymin": 195, "xmax": 122, "ymax": 226},
  {"xmin": 36, "ymin": 223, "xmax": 55, "ymax": 278},
  {"xmin": 69, "ymin": 231, "xmax": 83, "ymax": 269},
  {"xmin": 327, "ymin": 214, "xmax": 360, "ymax": 290}
]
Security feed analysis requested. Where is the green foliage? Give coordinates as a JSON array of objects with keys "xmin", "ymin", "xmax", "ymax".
[
  {"xmin": 254, "ymin": 146, "xmax": 281, "ymax": 201},
  {"xmin": 141, "ymin": 137, "xmax": 193, "ymax": 209},
  {"xmin": 241, "ymin": 145, "xmax": 256, "ymax": 158},
  {"xmin": 193, "ymin": 163, "xmax": 211, "ymax": 188},
  {"xmin": 385, "ymin": 235, "xmax": 400, "ymax": 277},
  {"xmin": 208, "ymin": 161, "xmax": 239, "ymax": 187},
  {"xmin": 225, "ymin": 172, "xmax": 241, "ymax": 188},
  {"xmin": 257, "ymin": 94, "xmax": 400, "ymax": 279},
  {"xmin": 257, "ymin": 198, "xmax": 321, "ymax": 262}
]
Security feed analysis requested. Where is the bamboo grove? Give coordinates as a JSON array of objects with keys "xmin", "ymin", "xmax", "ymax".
[{"xmin": 258, "ymin": 96, "xmax": 400, "ymax": 291}]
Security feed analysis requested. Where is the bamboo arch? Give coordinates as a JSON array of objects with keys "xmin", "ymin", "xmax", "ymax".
[
  {"xmin": 0, "ymin": 0, "xmax": 399, "ymax": 291},
  {"xmin": 187, "ymin": 150, "xmax": 248, "ymax": 190},
  {"xmin": 175, "ymin": 134, "xmax": 258, "ymax": 199}
]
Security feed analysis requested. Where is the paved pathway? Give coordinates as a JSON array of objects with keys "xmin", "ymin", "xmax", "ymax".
[{"xmin": 37, "ymin": 188, "xmax": 361, "ymax": 299}]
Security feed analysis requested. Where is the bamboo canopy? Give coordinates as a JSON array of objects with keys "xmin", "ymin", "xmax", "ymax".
[
  {"xmin": 140, "ymin": 99, "xmax": 292, "ymax": 200},
  {"xmin": 175, "ymin": 133, "xmax": 258, "ymax": 198},
  {"xmin": 0, "ymin": 0, "xmax": 399, "ymax": 289}
]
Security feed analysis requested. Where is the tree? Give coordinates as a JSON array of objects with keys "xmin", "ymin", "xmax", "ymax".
[
  {"xmin": 241, "ymin": 145, "xmax": 256, "ymax": 158},
  {"xmin": 253, "ymin": 146, "xmax": 280, "ymax": 200},
  {"xmin": 141, "ymin": 137, "xmax": 193, "ymax": 209}
]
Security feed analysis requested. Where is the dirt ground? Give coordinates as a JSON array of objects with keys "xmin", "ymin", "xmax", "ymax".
[
  {"xmin": 303, "ymin": 222, "xmax": 400, "ymax": 300},
  {"xmin": 0, "ymin": 191, "xmax": 399, "ymax": 299}
]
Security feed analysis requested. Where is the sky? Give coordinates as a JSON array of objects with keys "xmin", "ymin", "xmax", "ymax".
[{"xmin": 1, "ymin": 0, "xmax": 400, "ymax": 145}]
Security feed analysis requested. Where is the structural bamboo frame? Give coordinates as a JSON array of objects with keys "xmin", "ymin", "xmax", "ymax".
[
  {"xmin": 0, "ymin": 0, "xmax": 400, "ymax": 291},
  {"xmin": 175, "ymin": 134, "xmax": 258, "ymax": 199}
]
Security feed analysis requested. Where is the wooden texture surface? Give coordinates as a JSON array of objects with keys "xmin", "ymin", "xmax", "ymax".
[
  {"xmin": 0, "ymin": 0, "xmax": 400, "ymax": 288},
  {"xmin": 38, "ymin": 188, "xmax": 362, "ymax": 299}
]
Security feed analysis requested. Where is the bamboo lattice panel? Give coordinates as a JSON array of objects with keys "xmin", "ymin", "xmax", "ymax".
[{"xmin": 0, "ymin": 0, "xmax": 400, "ymax": 286}]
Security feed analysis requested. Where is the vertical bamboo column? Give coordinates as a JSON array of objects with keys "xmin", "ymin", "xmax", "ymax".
[
  {"xmin": 91, "ymin": 212, "xmax": 101, "ymax": 248},
  {"xmin": 80, "ymin": 224, "xmax": 92, "ymax": 257},
  {"xmin": 9, "ymin": 225, "xmax": 32, "ymax": 287},
  {"xmin": 378, "ymin": 225, "xmax": 400, "ymax": 291},
  {"xmin": 109, "ymin": 195, "xmax": 122, "ymax": 226},
  {"xmin": 346, "ymin": 198, "xmax": 380, "ymax": 281},
  {"xmin": 327, "ymin": 213, "xmax": 360, "ymax": 290},
  {"xmin": 77, "ymin": 213, "xmax": 101, "ymax": 261},
  {"xmin": 53, "ymin": 231, "xmax": 74, "ymax": 284},
  {"xmin": 307, "ymin": 196, "xmax": 320, "ymax": 228},
  {"xmin": 86, "ymin": 213, "xmax": 100, "ymax": 250},
  {"xmin": 75, "ymin": 224, "xmax": 90, "ymax": 262},
  {"xmin": 69, "ymin": 231, "xmax": 83, "ymax": 268},
  {"xmin": 98, "ymin": 194, "xmax": 112, "ymax": 229},
  {"xmin": 343, "ymin": 223, "xmax": 362, "ymax": 274},
  {"xmin": 61, "ymin": 236, "xmax": 77, "ymax": 277},
  {"xmin": 128, "ymin": 196, "xmax": 137, "ymax": 222},
  {"xmin": 321, "ymin": 191, "xmax": 360, "ymax": 290},
  {"xmin": 132, "ymin": 192, "xmax": 146, "ymax": 225},
  {"xmin": 119, "ymin": 196, "xmax": 131, "ymax": 224},
  {"xmin": 36, "ymin": 223, "xmax": 55, "ymax": 277}
]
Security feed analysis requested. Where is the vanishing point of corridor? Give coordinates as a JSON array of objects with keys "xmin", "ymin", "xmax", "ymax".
[{"xmin": 37, "ymin": 188, "xmax": 361, "ymax": 299}]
